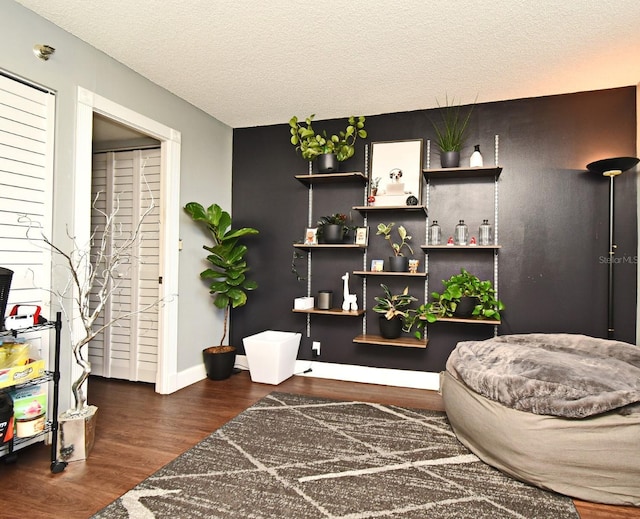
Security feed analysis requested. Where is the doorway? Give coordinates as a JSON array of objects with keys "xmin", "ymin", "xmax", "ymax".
[
  {"xmin": 75, "ymin": 87, "xmax": 181, "ymax": 394},
  {"xmin": 88, "ymin": 146, "xmax": 161, "ymax": 383}
]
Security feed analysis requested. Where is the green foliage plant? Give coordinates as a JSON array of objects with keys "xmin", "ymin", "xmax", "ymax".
[
  {"xmin": 184, "ymin": 202, "xmax": 259, "ymax": 346},
  {"xmin": 376, "ymin": 222, "xmax": 414, "ymax": 257},
  {"xmin": 289, "ymin": 114, "xmax": 367, "ymax": 161},
  {"xmin": 372, "ymin": 284, "xmax": 417, "ymax": 321},
  {"xmin": 432, "ymin": 95, "xmax": 475, "ymax": 152},
  {"xmin": 317, "ymin": 212, "xmax": 355, "ymax": 240},
  {"xmin": 403, "ymin": 268, "xmax": 504, "ymax": 338},
  {"xmin": 317, "ymin": 213, "xmax": 348, "ymax": 226}
]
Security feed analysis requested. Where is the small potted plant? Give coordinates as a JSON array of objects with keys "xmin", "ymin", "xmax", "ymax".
[
  {"xmin": 404, "ymin": 269, "xmax": 504, "ymax": 338},
  {"xmin": 184, "ymin": 202, "xmax": 259, "ymax": 380},
  {"xmin": 431, "ymin": 95, "xmax": 475, "ymax": 168},
  {"xmin": 289, "ymin": 114, "xmax": 367, "ymax": 173},
  {"xmin": 376, "ymin": 222, "xmax": 414, "ymax": 271},
  {"xmin": 370, "ymin": 176, "xmax": 381, "ymax": 196},
  {"xmin": 372, "ymin": 284, "xmax": 417, "ymax": 339},
  {"xmin": 317, "ymin": 213, "xmax": 353, "ymax": 244}
]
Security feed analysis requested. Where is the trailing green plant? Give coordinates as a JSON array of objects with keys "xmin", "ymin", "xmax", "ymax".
[
  {"xmin": 376, "ymin": 222, "xmax": 414, "ymax": 257},
  {"xmin": 289, "ymin": 114, "xmax": 367, "ymax": 161},
  {"xmin": 372, "ymin": 284, "xmax": 417, "ymax": 321},
  {"xmin": 291, "ymin": 249, "xmax": 306, "ymax": 282},
  {"xmin": 431, "ymin": 95, "xmax": 475, "ymax": 152},
  {"xmin": 184, "ymin": 202, "xmax": 259, "ymax": 346},
  {"xmin": 403, "ymin": 268, "xmax": 504, "ymax": 338}
]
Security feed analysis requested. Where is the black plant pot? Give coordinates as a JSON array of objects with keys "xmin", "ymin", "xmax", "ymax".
[
  {"xmin": 322, "ymin": 224, "xmax": 344, "ymax": 244},
  {"xmin": 454, "ymin": 296, "xmax": 479, "ymax": 318},
  {"xmin": 317, "ymin": 153, "xmax": 339, "ymax": 173},
  {"xmin": 388, "ymin": 256, "xmax": 409, "ymax": 272},
  {"xmin": 379, "ymin": 315, "xmax": 403, "ymax": 339},
  {"xmin": 440, "ymin": 151, "xmax": 460, "ymax": 168},
  {"xmin": 203, "ymin": 346, "xmax": 236, "ymax": 380}
]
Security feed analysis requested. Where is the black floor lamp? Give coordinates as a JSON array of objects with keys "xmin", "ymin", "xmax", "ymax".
[{"xmin": 586, "ymin": 156, "xmax": 639, "ymax": 339}]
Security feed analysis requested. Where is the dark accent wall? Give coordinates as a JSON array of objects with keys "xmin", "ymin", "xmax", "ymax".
[{"xmin": 231, "ymin": 87, "xmax": 637, "ymax": 373}]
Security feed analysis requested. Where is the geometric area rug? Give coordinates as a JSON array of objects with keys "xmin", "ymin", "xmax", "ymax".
[{"xmin": 92, "ymin": 392, "xmax": 578, "ymax": 519}]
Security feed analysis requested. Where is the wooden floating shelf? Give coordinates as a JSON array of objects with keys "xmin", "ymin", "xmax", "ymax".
[
  {"xmin": 353, "ymin": 270, "xmax": 427, "ymax": 277},
  {"xmin": 435, "ymin": 317, "xmax": 501, "ymax": 325},
  {"xmin": 294, "ymin": 243, "xmax": 366, "ymax": 250},
  {"xmin": 421, "ymin": 245, "xmax": 501, "ymax": 250},
  {"xmin": 352, "ymin": 205, "xmax": 427, "ymax": 214},
  {"xmin": 292, "ymin": 308, "xmax": 365, "ymax": 316},
  {"xmin": 353, "ymin": 334, "xmax": 428, "ymax": 348},
  {"xmin": 295, "ymin": 172, "xmax": 367, "ymax": 185},
  {"xmin": 422, "ymin": 166, "xmax": 502, "ymax": 180}
]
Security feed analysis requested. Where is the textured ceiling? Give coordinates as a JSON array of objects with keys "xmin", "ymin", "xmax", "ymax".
[{"xmin": 14, "ymin": 0, "xmax": 640, "ymax": 129}]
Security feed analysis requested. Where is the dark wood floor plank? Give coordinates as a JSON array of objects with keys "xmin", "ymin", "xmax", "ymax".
[{"xmin": 0, "ymin": 372, "xmax": 636, "ymax": 519}]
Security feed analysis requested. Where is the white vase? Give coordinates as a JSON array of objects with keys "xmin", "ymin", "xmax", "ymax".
[{"xmin": 470, "ymin": 144, "xmax": 483, "ymax": 167}]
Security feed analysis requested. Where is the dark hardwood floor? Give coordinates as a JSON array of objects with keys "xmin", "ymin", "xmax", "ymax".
[{"xmin": 0, "ymin": 371, "xmax": 637, "ymax": 518}]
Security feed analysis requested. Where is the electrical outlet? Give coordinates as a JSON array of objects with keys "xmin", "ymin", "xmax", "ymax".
[{"xmin": 312, "ymin": 341, "xmax": 321, "ymax": 357}]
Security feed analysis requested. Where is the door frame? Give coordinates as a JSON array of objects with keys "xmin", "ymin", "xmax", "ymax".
[{"xmin": 75, "ymin": 86, "xmax": 180, "ymax": 394}]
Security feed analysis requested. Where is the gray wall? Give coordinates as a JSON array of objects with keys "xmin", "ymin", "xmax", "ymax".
[
  {"xmin": 232, "ymin": 87, "xmax": 638, "ymax": 373},
  {"xmin": 3, "ymin": 0, "xmax": 233, "ymax": 410}
]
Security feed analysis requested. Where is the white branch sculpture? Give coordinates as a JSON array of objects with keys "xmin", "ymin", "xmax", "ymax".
[{"xmin": 22, "ymin": 168, "xmax": 165, "ymax": 416}]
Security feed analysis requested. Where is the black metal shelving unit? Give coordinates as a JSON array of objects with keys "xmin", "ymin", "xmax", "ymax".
[{"xmin": 0, "ymin": 312, "xmax": 67, "ymax": 473}]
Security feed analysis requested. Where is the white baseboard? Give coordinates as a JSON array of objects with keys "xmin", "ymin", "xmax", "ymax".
[
  {"xmin": 172, "ymin": 356, "xmax": 441, "ymax": 393},
  {"xmin": 236, "ymin": 355, "xmax": 441, "ymax": 391},
  {"xmin": 172, "ymin": 362, "xmax": 207, "ymax": 392}
]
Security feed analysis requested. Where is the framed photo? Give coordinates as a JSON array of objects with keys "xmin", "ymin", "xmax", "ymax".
[
  {"xmin": 354, "ymin": 226, "xmax": 368, "ymax": 245},
  {"xmin": 371, "ymin": 259, "xmax": 384, "ymax": 272},
  {"xmin": 369, "ymin": 139, "xmax": 423, "ymax": 206},
  {"xmin": 304, "ymin": 227, "xmax": 318, "ymax": 245}
]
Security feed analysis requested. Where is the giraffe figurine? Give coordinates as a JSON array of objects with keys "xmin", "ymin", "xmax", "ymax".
[{"xmin": 341, "ymin": 272, "xmax": 358, "ymax": 311}]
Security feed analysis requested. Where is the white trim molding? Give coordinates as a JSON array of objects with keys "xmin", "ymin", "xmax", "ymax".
[
  {"xmin": 235, "ymin": 355, "xmax": 441, "ymax": 391},
  {"xmin": 75, "ymin": 86, "xmax": 181, "ymax": 394}
]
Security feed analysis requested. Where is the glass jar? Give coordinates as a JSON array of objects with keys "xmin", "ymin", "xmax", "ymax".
[
  {"xmin": 428, "ymin": 220, "xmax": 442, "ymax": 245},
  {"xmin": 478, "ymin": 219, "xmax": 493, "ymax": 246},
  {"xmin": 454, "ymin": 220, "xmax": 469, "ymax": 246}
]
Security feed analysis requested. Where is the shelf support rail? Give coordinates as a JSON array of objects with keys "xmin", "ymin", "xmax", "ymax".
[
  {"xmin": 306, "ymin": 160, "xmax": 313, "ymax": 337},
  {"xmin": 424, "ymin": 139, "xmax": 431, "ymax": 337},
  {"xmin": 362, "ymin": 143, "xmax": 370, "ymax": 336}
]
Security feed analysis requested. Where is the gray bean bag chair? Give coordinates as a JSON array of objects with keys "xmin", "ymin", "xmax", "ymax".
[{"xmin": 442, "ymin": 333, "xmax": 640, "ymax": 506}]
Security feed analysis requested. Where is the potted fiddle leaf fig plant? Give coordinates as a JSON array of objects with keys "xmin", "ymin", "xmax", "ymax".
[
  {"xmin": 376, "ymin": 222, "xmax": 414, "ymax": 272},
  {"xmin": 289, "ymin": 114, "xmax": 367, "ymax": 173},
  {"xmin": 184, "ymin": 202, "xmax": 259, "ymax": 380},
  {"xmin": 431, "ymin": 95, "xmax": 475, "ymax": 168},
  {"xmin": 372, "ymin": 284, "xmax": 417, "ymax": 339}
]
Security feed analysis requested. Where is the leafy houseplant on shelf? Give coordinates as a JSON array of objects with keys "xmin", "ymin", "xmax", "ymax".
[
  {"xmin": 404, "ymin": 268, "xmax": 504, "ymax": 338},
  {"xmin": 317, "ymin": 213, "xmax": 354, "ymax": 244},
  {"xmin": 289, "ymin": 114, "xmax": 367, "ymax": 173},
  {"xmin": 431, "ymin": 95, "xmax": 475, "ymax": 168},
  {"xmin": 184, "ymin": 202, "xmax": 259, "ymax": 380},
  {"xmin": 372, "ymin": 284, "xmax": 417, "ymax": 339},
  {"xmin": 376, "ymin": 222, "xmax": 414, "ymax": 271}
]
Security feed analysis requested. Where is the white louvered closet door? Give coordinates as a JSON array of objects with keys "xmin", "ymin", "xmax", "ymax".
[
  {"xmin": 0, "ymin": 72, "xmax": 54, "ymax": 361},
  {"xmin": 88, "ymin": 149, "xmax": 160, "ymax": 383}
]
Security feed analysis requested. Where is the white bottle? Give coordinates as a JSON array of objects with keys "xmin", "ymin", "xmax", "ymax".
[{"xmin": 470, "ymin": 144, "xmax": 483, "ymax": 168}]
